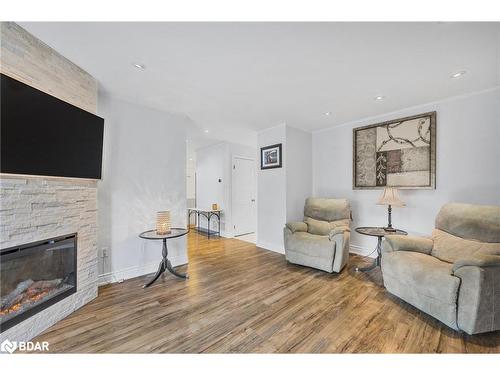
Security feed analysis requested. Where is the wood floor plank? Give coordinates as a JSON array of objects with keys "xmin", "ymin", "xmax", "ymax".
[{"xmin": 32, "ymin": 231, "xmax": 500, "ymax": 353}]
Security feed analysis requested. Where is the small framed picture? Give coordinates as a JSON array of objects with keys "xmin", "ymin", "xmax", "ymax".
[{"xmin": 260, "ymin": 143, "xmax": 282, "ymax": 170}]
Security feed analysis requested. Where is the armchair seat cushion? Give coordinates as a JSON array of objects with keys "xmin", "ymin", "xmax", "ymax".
[
  {"xmin": 382, "ymin": 251, "xmax": 461, "ymax": 329},
  {"xmin": 285, "ymin": 232, "xmax": 334, "ymax": 259},
  {"xmin": 285, "ymin": 232, "xmax": 337, "ymax": 273},
  {"xmin": 382, "ymin": 251, "xmax": 460, "ymax": 304}
]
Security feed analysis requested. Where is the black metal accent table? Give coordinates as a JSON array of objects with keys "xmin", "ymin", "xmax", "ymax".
[
  {"xmin": 354, "ymin": 226, "xmax": 408, "ymax": 272},
  {"xmin": 187, "ymin": 208, "xmax": 222, "ymax": 239},
  {"xmin": 139, "ymin": 228, "xmax": 189, "ymax": 288}
]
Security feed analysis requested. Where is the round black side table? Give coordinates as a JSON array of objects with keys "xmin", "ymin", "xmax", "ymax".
[
  {"xmin": 354, "ymin": 226, "xmax": 408, "ymax": 272},
  {"xmin": 139, "ymin": 228, "xmax": 189, "ymax": 288}
]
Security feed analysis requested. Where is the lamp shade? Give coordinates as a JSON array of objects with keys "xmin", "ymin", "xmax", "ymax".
[
  {"xmin": 377, "ymin": 187, "xmax": 405, "ymax": 207},
  {"xmin": 156, "ymin": 211, "xmax": 171, "ymax": 235}
]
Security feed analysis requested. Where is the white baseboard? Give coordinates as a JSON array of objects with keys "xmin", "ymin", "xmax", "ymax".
[
  {"xmin": 349, "ymin": 244, "xmax": 377, "ymax": 258},
  {"xmin": 220, "ymin": 230, "xmax": 232, "ymax": 239},
  {"xmin": 98, "ymin": 256, "xmax": 187, "ymax": 286},
  {"xmin": 191, "ymin": 227, "xmax": 232, "ymax": 238},
  {"xmin": 256, "ymin": 241, "xmax": 374, "ymax": 258},
  {"xmin": 97, "ymin": 243, "xmax": 372, "ymax": 286},
  {"xmin": 256, "ymin": 240, "xmax": 285, "ymax": 254}
]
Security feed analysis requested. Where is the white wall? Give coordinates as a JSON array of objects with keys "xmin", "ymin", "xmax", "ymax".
[
  {"xmin": 313, "ymin": 88, "xmax": 500, "ymax": 255},
  {"xmin": 257, "ymin": 125, "xmax": 287, "ymax": 252},
  {"xmin": 257, "ymin": 124, "xmax": 312, "ymax": 253},
  {"xmin": 196, "ymin": 143, "xmax": 229, "ymax": 234},
  {"xmin": 187, "ymin": 156, "xmax": 196, "ymax": 201},
  {"xmin": 285, "ymin": 126, "xmax": 312, "ymax": 222},
  {"xmin": 186, "ymin": 156, "xmax": 196, "ymax": 225},
  {"xmin": 195, "ymin": 141, "xmax": 256, "ymax": 237},
  {"xmin": 97, "ymin": 94, "xmax": 190, "ymax": 283}
]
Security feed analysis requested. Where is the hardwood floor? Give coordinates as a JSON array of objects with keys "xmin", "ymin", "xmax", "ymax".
[{"xmin": 34, "ymin": 231, "xmax": 500, "ymax": 353}]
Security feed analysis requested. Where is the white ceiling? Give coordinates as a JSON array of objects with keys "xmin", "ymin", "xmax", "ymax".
[{"xmin": 20, "ymin": 22, "xmax": 500, "ymax": 147}]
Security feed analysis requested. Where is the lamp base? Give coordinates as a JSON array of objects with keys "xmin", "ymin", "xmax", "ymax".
[{"xmin": 384, "ymin": 205, "xmax": 397, "ymax": 232}]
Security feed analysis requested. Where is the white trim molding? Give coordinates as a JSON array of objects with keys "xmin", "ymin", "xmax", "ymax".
[
  {"xmin": 349, "ymin": 244, "xmax": 377, "ymax": 258},
  {"xmin": 98, "ymin": 257, "xmax": 188, "ymax": 286},
  {"xmin": 256, "ymin": 240, "xmax": 285, "ymax": 254}
]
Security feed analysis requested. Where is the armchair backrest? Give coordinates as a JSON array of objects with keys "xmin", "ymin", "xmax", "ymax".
[
  {"xmin": 435, "ymin": 202, "xmax": 500, "ymax": 243},
  {"xmin": 304, "ymin": 198, "xmax": 351, "ymax": 222}
]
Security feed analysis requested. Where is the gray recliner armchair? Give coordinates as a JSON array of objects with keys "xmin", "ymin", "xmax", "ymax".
[
  {"xmin": 381, "ymin": 202, "xmax": 500, "ymax": 335},
  {"xmin": 284, "ymin": 198, "xmax": 351, "ymax": 273}
]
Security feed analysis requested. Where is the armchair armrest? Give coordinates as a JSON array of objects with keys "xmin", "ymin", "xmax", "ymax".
[
  {"xmin": 328, "ymin": 226, "xmax": 350, "ymax": 241},
  {"xmin": 383, "ymin": 235, "xmax": 433, "ymax": 254},
  {"xmin": 452, "ymin": 253, "xmax": 500, "ymax": 273},
  {"xmin": 453, "ymin": 254, "xmax": 500, "ymax": 334},
  {"xmin": 329, "ymin": 227, "xmax": 351, "ymax": 273},
  {"xmin": 285, "ymin": 222, "xmax": 308, "ymax": 233}
]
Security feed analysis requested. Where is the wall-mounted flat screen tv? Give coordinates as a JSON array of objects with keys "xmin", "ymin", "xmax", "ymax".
[{"xmin": 1, "ymin": 74, "xmax": 104, "ymax": 179}]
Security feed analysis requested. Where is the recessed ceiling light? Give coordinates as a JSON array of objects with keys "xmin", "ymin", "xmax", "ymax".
[
  {"xmin": 325, "ymin": 112, "xmax": 332, "ymax": 116},
  {"xmin": 189, "ymin": 158, "xmax": 193, "ymax": 161},
  {"xmin": 133, "ymin": 63, "xmax": 145, "ymax": 70},
  {"xmin": 204, "ymin": 130, "xmax": 209, "ymax": 133},
  {"xmin": 374, "ymin": 95, "xmax": 385, "ymax": 101},
  {"xmin": 450, "ymin": 70, "xmax": 466, "ymax": 79}
]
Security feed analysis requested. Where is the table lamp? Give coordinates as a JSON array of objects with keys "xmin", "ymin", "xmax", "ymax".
[{"xmin": 377, "ymin": 187, "xmax": 405, "ymax": 232}]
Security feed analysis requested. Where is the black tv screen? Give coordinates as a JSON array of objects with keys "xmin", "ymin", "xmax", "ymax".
[{"xmin": 1, "ymin": 74, "xmax": 104, "ymax": 179}]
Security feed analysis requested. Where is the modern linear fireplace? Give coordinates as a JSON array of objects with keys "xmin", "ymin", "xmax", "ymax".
[{"xmin": 0, "ymin": 234, "xmax": 77, "ymax": 332}]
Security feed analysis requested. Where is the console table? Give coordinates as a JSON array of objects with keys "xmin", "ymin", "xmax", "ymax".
[
  {"xmin": 354, "ymin": 226, "xmax": 407, "ymax": 272},
  {"xmin": 139, "ymin": 228, "xmax": 188, "ymax": 288},
  {"xmin": 187, "ymin": 208, "xmax": 222, "ymax": 239}
]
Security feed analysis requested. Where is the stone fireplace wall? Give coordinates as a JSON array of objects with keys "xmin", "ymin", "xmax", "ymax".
[{"xmin": 0, "ymin": 22, "xmax": 99, "ymax": 342}]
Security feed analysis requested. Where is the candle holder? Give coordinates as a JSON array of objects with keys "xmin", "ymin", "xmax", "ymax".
[{"xmin": 156, "ymin": 211, "xmax": 171, "ymax": 235}]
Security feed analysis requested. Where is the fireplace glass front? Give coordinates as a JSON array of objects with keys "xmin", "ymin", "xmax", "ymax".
[{"xmin": 0, "ymin": 234, "xmax": 77, "ymax": 332}]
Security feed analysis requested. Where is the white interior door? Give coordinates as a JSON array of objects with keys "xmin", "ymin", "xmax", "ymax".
[{"xmin": 232, "ymin": 157, "xmax": 256, "ymax": 236}]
